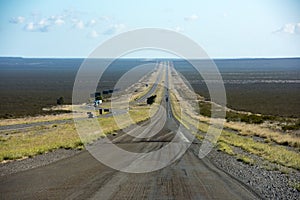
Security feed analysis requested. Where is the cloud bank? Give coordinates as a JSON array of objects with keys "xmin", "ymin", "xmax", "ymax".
[
  {"xmin": 103, "ymin": 24, "xmax": 126, "ymax": 35},
  {"xmin": 9, "ymin": 9, "xmax": 125, "ymax": 37},
  {"xmin": 9, "ymin": 16, "xmax": 25, "ymax": 24},
  {"xmin": 274, "ymin": 23, "xmax": 300, "ymax": 35}
]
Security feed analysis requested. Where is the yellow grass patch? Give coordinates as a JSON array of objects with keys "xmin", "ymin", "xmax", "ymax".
[{"xmin": 0, "ymin": 66, "xmax": 166, "ymax": 162}]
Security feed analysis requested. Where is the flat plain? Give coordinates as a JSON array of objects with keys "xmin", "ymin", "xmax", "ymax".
[{"xmin": 1, "ymin": 57, "xmax": 299, "ymax": 118}]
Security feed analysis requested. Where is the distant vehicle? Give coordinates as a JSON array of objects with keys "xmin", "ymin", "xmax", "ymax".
[{"xmin": 94, "ymin": 100, "xmax": 102, "ymax": 107}]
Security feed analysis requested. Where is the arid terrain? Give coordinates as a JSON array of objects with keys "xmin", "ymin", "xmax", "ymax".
[
  {"xmin": 0, "ymin": 58, "xmax": 299, "ymax": 118},
  {"xmin": 0, "ymin": 61, "xmax": 299, "ymax": 199}
]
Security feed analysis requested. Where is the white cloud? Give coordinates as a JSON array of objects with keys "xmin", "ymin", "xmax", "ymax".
[
  {"xmin": 73, "ymin": 20, "xmax": 84, "ymax": 29},
  {"xmin": 87, "ymin": 19, "xmax": 97, "ymax": 27},
  {"xmin": 22, "ymin": 15, "xmax": 67, "ymax": 32},
  {"xmin": 24, "ymin": 22, "xmax": 35, "ymax": 31},
  {"xmin": 12, "ymin": 9, "xmax": 126, "ymax": 37},
  {"xmin": 281, "ymin": 23, "xmax": 295, "ymax": 34},
  {"xmin": 174, "ymin": 26, "xmax": 184, "ymax": 32},
  {"xmin": 54, "ymin": 18, "xmax": 65, "ymax": 26},
  {"xmin": 38, "ymin": 19, "xmax": 47, "ymax": 26},
  {"xmin": 38, "ymin": 19, "xmax": 51, "ymax": 32},
  {"xmin": 88, "ymin": 30, "xmax": 99, "ymax": 38},
  {"xmin": 9, "ymin": 16, "xmax": 25, "ymax": 24},
  {"xmin": 24, "ymin": 20, "xmax": 50, "ymax": 32},
  {"xmin": 103, "ymin": 24, "xmax": 126, "ymax": 35},
  {"xmin": 184, "ymin": 14, "xmax": 199, "ymax": 21},
  {"xmin": 295, "ymin": 23, "xmax": 300, "ymax": 34},
  {"xmin": 274, "ymin": 22, "xmax": 300, "ymax": 34},
  {"xmin": 45, "ymin": 15, "xmax": 65, "ymax": 26}
]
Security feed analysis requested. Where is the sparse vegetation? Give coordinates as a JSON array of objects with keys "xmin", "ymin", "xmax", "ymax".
[
  {"xmin": 43, "ymin": 110, "xmax": 72, "ymax": 115},
  {"xmin": 199, "ymin": 101, "xmax": 212, "ymax": 117},
  {"xmin": 0, "ymin": 66, "xmax": 166, "ymax": 162},
  {"xmin": 293, "ymin": 182, "xmax": 300, "ymax": 192},
  {"xmin": 0, "ymin": 123, "xmax": 80, "ymax": 161},
  {"xmin": 131, "ymin": 70, "xmax": 159, "ymax": 102},
  {"xmin": 226, "ymin": 111, "xmax": 264, "ymax": 124},
  {"xmin": 199, "ymin": 101, "xmax": 279, "ymax": 125},
  {"xmin": 56, "ymin": 97, "xmax": 64, "ymax": 105},
  {"xmin": 0, "ymin": 105, "xmax": 151, "ymax": 162},
  {"xmin": 236, "ymin": 155, "xmax": 255, "ymax": 165},
  {"xmin": 229, "ymin": 122, "xmax": 300, "ymax": 148},
  {"xmin": 197, "ymin": 99, "xmax": 300, "ymax": 150},
  {"xmin": 132, "ymin": 83, "xmax": 154, "ymax": 102},
  {"xmin": 218, "ymin": 130, "xmax": 300, "ymax": 170},
  {"xmin": 217, "ymin": 142, "xmax": 234, "ymax": 155},
  {"xmin": 193, "ymin": 124, "xmax": 300, "ymax": 169},
  {"xmin": 217, "ymin": 140, "xmax": 254, "ymax": 166},
  {"xmin": 282, "ymin": 120, "xmax": 300, "ymax": 131},
  {"xmin": 171, "ymin": 72, "xmax": 300, "ymax": 170},
  {"xmin": 0, "ymin": 112, "xmax": 78, "ymax": 126}
]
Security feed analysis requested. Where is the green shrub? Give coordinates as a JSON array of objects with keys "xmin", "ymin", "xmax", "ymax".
[
  {"xmin": 199, "ymin": 101, "xmax": 211, "ymax": 117},
  {"xmin": 56, "ymin": 97, "xmax": 64, "ymax": 105},
  {"xmin": 282, "ymin": 120, "xmax": 300, "ymax": 131},
  {"xmin": 236, "ymin": 155, "xmax": 254, "ymax": 165},
  {"xmin": 217, "ymin": 142, "xmax": 235, "ymax": 155}
]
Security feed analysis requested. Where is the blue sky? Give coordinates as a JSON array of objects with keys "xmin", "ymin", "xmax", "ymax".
[{"xmin": 0, "ymin": 0, "xmax": 300, "ymax": 58}]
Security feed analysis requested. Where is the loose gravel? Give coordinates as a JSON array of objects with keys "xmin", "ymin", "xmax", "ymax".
[
  {"xmin": 0, "ymin": 148, "xmax": 81, "ymax": 177},
  {"xmin": 208, "ymin": 149, "xmax": 300, "ymax": 200}
]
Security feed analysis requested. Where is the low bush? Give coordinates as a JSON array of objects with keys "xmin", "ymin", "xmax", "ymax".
[{"xmin": 282, "ymin": 120, "xmax": 300, "ymax": 131}]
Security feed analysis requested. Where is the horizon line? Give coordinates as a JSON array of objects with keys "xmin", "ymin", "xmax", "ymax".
[{"xmin": 1, "ymin": 56, "xmax": 300, "ymax": 60}]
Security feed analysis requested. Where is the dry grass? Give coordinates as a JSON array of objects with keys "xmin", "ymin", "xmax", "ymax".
[
  {"xmin": 293, "ymin": 182, "xmax": 300, "ymax": 192},
  {"xmin": 227, "ymin": 122, "xmax": 300, "ymax": 148},
  {"xmin": 0, "ymin": 106, "xmax": 151, "ymax": 162},
  {"xmin": 0, "ymin": 123, "xmax": 81, "ymax": 161},
  {"xmin": 169, "ymin": 64, "xmax": 300, "ymax": 150},
  {"xmin": 236, "ymin": 154, "xmax": 255, "ymax": 165},
  {"xmin": 169, "ymin": 65, "xmax": 300, "ymax": 170},
  {"xmin": 192, "ymin": 120, "xmax": 300, "ymax": 170},
  {"xmin": 0, "ymin": 65, "xmax": 166, "ymax": 162},
  {"xmin": 219, "ymin": 130, "xmax": 300, "ymax": 170},
  {"xmin": 130, "ymin": 84, "xmax": 153, "ymax": 102},
  {"xmin": 42, "ymin": 105, "xmax": 73, "ymax": 111},
  {"xmin": 130, "ymin": 66, "xmax": 161, "ymax": 102},
  {"xmin": 0, "ymin": 104, "xmax": 89, "ymax": 127},
  {"xmin": 0, "ymin": 112, "xmax": 75, "ymax": 127},
  {"xmin": 191, "ymin": 114, "xmax": 300, "ymax": 170},
  {"xmin": 196, "ymin": 114, "xmax": 300, "ymax": 148},
  {"xmin": 217, "ymin": 142, "xmax": 235, "ymax": 155}
]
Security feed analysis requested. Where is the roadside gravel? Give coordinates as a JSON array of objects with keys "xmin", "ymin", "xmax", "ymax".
[
  {"xmin": 1, "ymin": 143, "xmax": 299, "ymax": 200},
  {"xmin": 208, "ymin": 149, "xmax": 300, "ymax": 200},
  {"xmin": 0, "ymin": 148, "xmax": 81, "ymax": 177}
]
